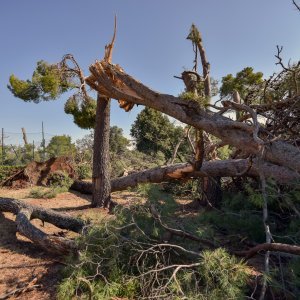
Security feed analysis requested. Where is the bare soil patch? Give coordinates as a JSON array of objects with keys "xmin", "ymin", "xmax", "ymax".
[{"xmin": 0, "ymin": 187, "xmax": 140, "ymax": 299}]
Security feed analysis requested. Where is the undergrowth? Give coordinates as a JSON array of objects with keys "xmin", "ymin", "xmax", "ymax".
[
  {"xmin": 58, "ymin": 186, "xmax": 250, "ymax": 299},
  {"xmin": 28, "ymin": 171, "xmax": 73, "ymax": 199}
]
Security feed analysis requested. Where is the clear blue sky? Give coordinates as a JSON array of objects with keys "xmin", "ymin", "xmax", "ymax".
[{"xmin": 0, "ymin": 0, "xmax": 299, "ymax": 145}]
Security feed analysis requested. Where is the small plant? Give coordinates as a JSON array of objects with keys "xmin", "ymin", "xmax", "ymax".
[
  {"xmin": 75, "ymin": 164, "xmax": 92, "ymax": 180},
  {"xmin": 28, "ymin": 171, "xmax": 73, "ymax": 199},
  {"xmin": 47, "ymin": 171, "xmax": 73, "ymax": 191},
  {"xmin": 28, "ymin": 187, "xmax": 59, "ymax": 199},
  {"xmin": 178, "ymin": 91, "xmax": 210, "ymax": 107},
  {"xmin": 198, "ymin": 248, "xmax": 249, "ymax": 300},
  {"xmin": 0, "ymin": 165, "xmax": 24, "ymax": 183}
]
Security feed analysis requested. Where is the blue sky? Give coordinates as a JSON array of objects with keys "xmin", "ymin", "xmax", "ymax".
[{"xmin": 0, "ymin": 0, "xmax": 299, "ymax": 145}]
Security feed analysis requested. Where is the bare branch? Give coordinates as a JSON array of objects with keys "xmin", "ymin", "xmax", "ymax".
[
  {"xmin": 235, "ymin": 242, "xmax": 300, "ymax": 259},
  {"xmin": 293, "ymin": 0, "xmax": 300, "ymax": 11}
]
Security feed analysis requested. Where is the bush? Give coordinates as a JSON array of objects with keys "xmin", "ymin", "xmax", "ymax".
[
  {"xmin": 75, "ymin": 164, "xmax": 92, "ymax": 180},
  {"xmin": 0, "ymin": 165, "xmax": 24, "ymax": 183},
  {"xmin": 28, "ymin": 171, "xmax": 73, "ymax": 199},
  {"xmin": 28, "ymin": 187, "xmax": 59, "ymax": 199},
  {"xmin": 198, "ymin": 248, "xmax": 249, "ymax": 299},
  {"xmin": 47, "ymin": 171, "xmax": 73, "ymax": 191}
]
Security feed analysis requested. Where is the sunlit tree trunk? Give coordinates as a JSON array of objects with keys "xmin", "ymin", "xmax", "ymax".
[{"xmin": 92, "ymin": 94, "xmax": 111, "ymax": 207}]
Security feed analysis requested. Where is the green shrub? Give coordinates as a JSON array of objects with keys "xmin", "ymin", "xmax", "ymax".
[
  {"xmin": 75, "ymin": 164, "xmax": 92, "ymax": 180},
  {"xmin": 28, "ymin": 171, "xmax": 73, "ymax": 199},
  {"xmin": 198, "ymin": 248, "xmax": 249, "ymax": 299},
  {"xmin": 28, "ymin": 187, "xmax": 59, "ymax": 199},
  {"xmin": 0, "ymin": 165, "xmax": 24, "ymax": 183},
  {"xmin": 47, "ymin": 171, "xmax": 73, "ymax": 191}
]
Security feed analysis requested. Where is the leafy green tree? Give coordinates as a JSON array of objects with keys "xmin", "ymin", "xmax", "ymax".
[
  {"xmin": 131, "ymin": 107, "xmax": 189, "ymax": 161},
  {"xmin": 110, "ymin": 126, "xmax": 129, "ymax": 154},
  {"xmin": 220, "ymin": 67, "xmax": 264, "ymax": 104},
  {"xmin": 46, "ymin": 135, "xmax": 76, "ymax": 158}
]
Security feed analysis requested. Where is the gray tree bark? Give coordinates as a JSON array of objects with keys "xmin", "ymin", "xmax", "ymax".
[
  {"xmin": 71, "ymin": 159, "xmax": 300, "ymax": 194},
  {"xmin": 86, "ymin": 63, "xmax": 300, "ymax": 173},
  {"xmin": 0, "ymin": 197, "xmax": 84, "ymax": 255},
  {"xmin": 92, "ymin": 94, "xmax": 111, "ymax": 208}
]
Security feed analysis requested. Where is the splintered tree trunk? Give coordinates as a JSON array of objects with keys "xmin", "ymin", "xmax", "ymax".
[{"xmin": 92, "ymin": 94, "xmax": 111, "ymax": 208}]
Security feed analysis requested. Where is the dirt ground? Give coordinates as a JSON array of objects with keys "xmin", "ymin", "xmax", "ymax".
[{"xmin": 0, "ymin": 187, "xmax": 142, "ymax": 300}]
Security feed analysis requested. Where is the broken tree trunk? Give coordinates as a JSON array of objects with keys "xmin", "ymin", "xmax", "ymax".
[
  {"xmin": 92, "ymin": 94, "xmax": 112, "ymax": 208},
  {"xmin": 91, "ymin": 17, "xmax": 117, "ymax": 208},
  {"xmin": 85, "ymin": 62, "xmax": 300, "ymax": 173},
  {"xmin": 0, "ymin": 197, "xmax": 84, "ymax": 255},
  {"xmin": 71, "ymin": 159, "xmax": 300, "ymax": 194}
]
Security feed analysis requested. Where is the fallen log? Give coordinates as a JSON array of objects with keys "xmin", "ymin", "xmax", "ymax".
[
  {"xmin": 0, "ymin": 198, "xmax": 85, "ymax": 255},
  {"xmin": 71, "ymin": 159, "xmax": 300, "ymax": 194},
  {"xmin": 85, "ymin": 61, "xmax": 300, "ymax": 173},
  {"xmin": 235, "ymin": 242, "xmax": 300, "ymax": 259}
]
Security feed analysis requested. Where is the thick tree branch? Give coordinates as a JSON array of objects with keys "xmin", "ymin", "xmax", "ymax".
[
  {"xmin": 235, "ymin": 242, "xmax": 300, "ymax": 259},
  {"xmin": 0, "ymin": 198, "xmax": 85, "ymax": 255},
  {"xmin": 71, "ymin": 159, "xmax": 300, "ymax": 194},
  {"xmin": 85, "ymin": 62, "xmax": 300, "ymax": 172}
]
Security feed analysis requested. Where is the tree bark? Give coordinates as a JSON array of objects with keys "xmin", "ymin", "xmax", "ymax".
[
  {"xmin": 86, "ymin": 63, "xmax": 300, "ymax": 173},
  {"xmin": 92, "ymin": 94, "xmax": 111, "ymax": 208},
  {"xmin": 196, "ymin": 176, "xmax": 222, "ymax": 209},
  {"xmin": 235, "ymin": 242, "xmax": 300, "ymax": 259},
  {"xmin": 0, "ymin": 197, "xmax": 84, "ymax": 255},
  {"xmin": 71, "ymin": 159, "xmax": 300, "ymax": 194}
]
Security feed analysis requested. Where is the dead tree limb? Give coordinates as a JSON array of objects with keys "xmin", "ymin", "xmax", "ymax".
[
  {"xmin": 293, "ymin": 0, "xmax": 300, "ymax": 11},
  {"xmin": 71, "ymin": 159, "xmax": 300, "ymax": 194},
  {"xmin": 235, "ymin": 242, "xmax": 300, "ymax": 259},
  {"xmin": 0, "ymin": 198, "xmax": 85, "ymax": 255},
  {"xmin": 149, "ymin": 204, "xmax": 215, "ymax": 247},
  {"xmin": 85, "ymin": 62, "xmax": 300, "ymax": 173}
]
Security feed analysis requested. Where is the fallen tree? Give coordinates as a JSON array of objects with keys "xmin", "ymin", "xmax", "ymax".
[
  {"xmin": 2, "ymin": 156, "xmax": 75, "ymax": 188},
  {"xmin": 235, "ymin": 242, "xmax": 300, "ymax": 259},
  {"xmin": 85, "ymin": 62, "xmax": 300, "ymax": 173},
  {"xmin": 0, "ymin": 197, "xmax": 84, "ymax": 255},
  {"xmin": 71, "ymin": 158, "xmax": 300, "ymax": 194}
]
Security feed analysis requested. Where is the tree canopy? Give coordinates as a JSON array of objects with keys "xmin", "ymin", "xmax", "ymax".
[
  {"xmin": 130, "ymin": 107, "xmax": 188, "ymax": 161},
  {"xmin": 220, "ymin": 67, "xmax": 264, "ymax": 104},
  {"xmin": 46, "ymin": 135, "xmax": 76, "ymax": 158}
]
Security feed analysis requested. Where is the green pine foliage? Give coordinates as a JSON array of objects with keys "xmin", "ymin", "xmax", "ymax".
[
  {"xmin": 198, "ymin": 248, "xmax": 249, "ymax": 300},
  {"xmin": 58, "ymin": 204, "xmax": 249, "ymax": 300},
  {"xmin": 178, "ymin": 90, "xmax": 210, "ymax": 107},
  {"xmin": 64, "ymin": 95, "xmax": 97, "ymax": 129},
  {"xmin": 8, "ymin": 60, "xmax": 72, "ymax": 102},
  {"xmin": 220, "ymin": 67, "xmax": 264, "ymax": 104}
]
